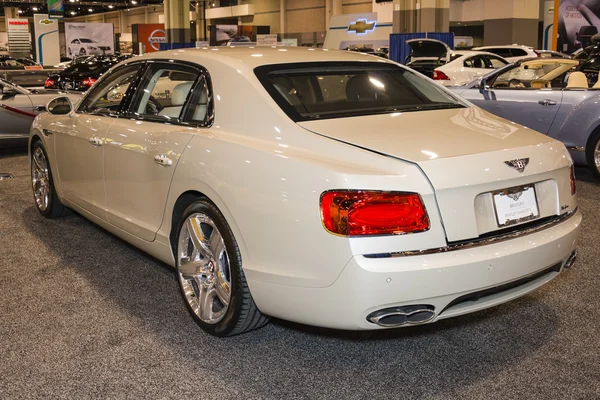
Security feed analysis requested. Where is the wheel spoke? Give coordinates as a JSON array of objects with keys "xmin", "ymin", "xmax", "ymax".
[
  {"xmin": 33, "ymin": 151, "xmax": 43, "ymax": 171},
  {"xmin": 199, "ymin": 284, "xmax": 216, "ymax": 321},
  {"xmin": 214, "ymin": 269, "xmax": 230, "ymax": 306},
  {"xmin": 186, "ymin": 217, "xmax": 211, "ymax": 258}
]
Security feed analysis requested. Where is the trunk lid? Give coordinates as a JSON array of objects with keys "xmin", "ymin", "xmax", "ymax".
[
  {"xmin": 406, "ymin": 39, "xmax": 451, "ymax": 61},
  {"xmin": 299, "ymin": 108, "xmax": 575, "ymax": 242}
]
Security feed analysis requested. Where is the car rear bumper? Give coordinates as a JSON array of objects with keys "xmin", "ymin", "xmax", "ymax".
[{"xmin": 249, "ymin": 210, "xmax": 581, "ymax": 330}]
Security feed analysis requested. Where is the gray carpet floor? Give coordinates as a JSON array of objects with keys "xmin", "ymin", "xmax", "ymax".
[{"xmin": 1, "ymin": 148, "xmax": 599, "ymax": 399}]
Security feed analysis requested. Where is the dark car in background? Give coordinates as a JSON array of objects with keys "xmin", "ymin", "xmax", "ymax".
[{"xmin": 45, "ymin": 55, "xmax": 130, "ymax": 91}]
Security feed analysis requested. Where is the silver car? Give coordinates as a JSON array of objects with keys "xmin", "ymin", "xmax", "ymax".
[
  {"xmin": 451, "ymin": 57, "xmax": 600, "ymax": 177},
  {"xmin": 0, "ymin": 78, "xmax": 81, "ymax": 147}
]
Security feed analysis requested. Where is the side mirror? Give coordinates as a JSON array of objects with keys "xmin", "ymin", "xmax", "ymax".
[
  {"xmin": 46, "ymin": 96, "xmax": 73, "ymax": 115},
  {"xmin": 2, "ymin": 86, "xmax": 17, "ymax": 97},
  {"xmin": 479, "ymin": 78, "xmax": 490, "ymax": 93}
]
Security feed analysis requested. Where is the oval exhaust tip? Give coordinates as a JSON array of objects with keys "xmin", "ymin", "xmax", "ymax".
[{"xmin": 367, "ymin": 305, "xmax": 435, "ymax": 327}]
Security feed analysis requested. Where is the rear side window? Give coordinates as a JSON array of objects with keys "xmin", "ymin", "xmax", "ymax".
[
  {"xmin": 486, "ymin": 48, "xmax": 512, "ymax": 58},
  {"xmin": 510, "ymin": 48, "xmax": 529, "ymax": 57},
  {"xmin": 255, "ymin": 62, "xmax": 463, "ymax": 122}
]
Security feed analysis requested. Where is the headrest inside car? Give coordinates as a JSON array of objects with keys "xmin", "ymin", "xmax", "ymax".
[{"xmin": 170, "ymin": 71, "xmax": 197, "ymax": 82}]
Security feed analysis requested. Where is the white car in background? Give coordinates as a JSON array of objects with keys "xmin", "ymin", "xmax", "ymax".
[
  {"xmin": 68, "ymin": 38, "xmax": 110, "ymax": 57},
  {"xmin": 472, "ymin": 45, "xmax": 539, "ymax": 62},
  {"xmin": 432, "ymin": 50, "xmax": 509, "ymax": 86},
  {"xmin": 30, "ymin": 48, "xmax": 581, "ymax": 336}
]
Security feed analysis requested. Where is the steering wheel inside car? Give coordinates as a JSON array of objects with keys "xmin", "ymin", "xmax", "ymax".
[{"xmin": 145, "ymin": 95, "xmax": 163, "ymax": 115}]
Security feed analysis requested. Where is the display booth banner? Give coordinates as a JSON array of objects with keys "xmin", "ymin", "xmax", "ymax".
[
  {"xmin": 257, "ymin": 34, "xmax": 277, "ymax": 46},
  {"xmin": 7, "ymin": 19, "xmax": 31, "ymax": 58},
  {"xmin": 48, "ymin": 0, "xmax": 64, "ymax": 19},
  {"xmin": 33, "ymin": 14, "xmax": 60, "ymax": 66},
  {"xmin": 65, "ymin": 23, "xmax": 114, "ymax": 57},
  {"xmin": 133, "ymin": 24, "xmax": 165, "ymax": 53},
  {"xmin": 324, "ymin": 12, "xmax": 392, "ymax": 50},
  {"xmin": 556, "ymin": 0, "xmax": 600, "ymax": 54},
  {"xmin": 210, "ymin": 25, "xmax": 252, "ymax": 46}
]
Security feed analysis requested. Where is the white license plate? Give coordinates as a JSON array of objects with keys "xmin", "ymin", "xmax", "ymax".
[{"xmin": 492, "ymin": 185, "xmax": 539, "ymax": 227}]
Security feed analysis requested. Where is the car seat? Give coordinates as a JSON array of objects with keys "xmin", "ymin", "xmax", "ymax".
[
  {"xmin": 159, "ymin": 81, "xmax": 193, "ymax": 118},
  {"xmin": 346, "ymin": 74, "xmax": 381, "ymax": 101},
  {"xmin": 565, "ymin": 71, "xmax": 589, "ymax": 89}
]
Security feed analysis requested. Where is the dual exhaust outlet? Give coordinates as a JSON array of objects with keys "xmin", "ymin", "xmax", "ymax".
[
  {"xmin": 367, "ymin": 305, "xmax": 435, "ymax": 328},
  {"xmin": 368, "ymin": 250, "xmax": 578, "ymax": 328}
]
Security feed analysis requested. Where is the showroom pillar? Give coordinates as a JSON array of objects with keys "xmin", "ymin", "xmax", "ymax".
[
  {"xmin": 325, "ymin": 0, "xmax": 342, "ymax": 29},
  {"xmin": 392, "ymin": 0, "xmax": 449, "ymax": 33},
  {"xmin": 482, "ymin": 0, "xmax": 539, "ymax": 47},
  {"xmin": 280, "ymin": 0, "xmax": 285, "ymax": 34},
  {"xmin": 164, "ymin": 0, "xmax": 191, "ymax": 44}
]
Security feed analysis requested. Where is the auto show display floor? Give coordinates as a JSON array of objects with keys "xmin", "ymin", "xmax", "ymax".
[{"xmin": 1, "ymin": 149, "xmax": 599, "ymax": 399}]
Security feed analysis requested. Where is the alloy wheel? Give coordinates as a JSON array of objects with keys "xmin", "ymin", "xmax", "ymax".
[
  {"xmin": 177, "ymin": 213, "xmax": 232, "ymax": 324},
  {"xmin": 31, "ymin": 147, "xmax": 50, "ymax": 212},
  {"xmin": 595, "ymin": 140, "xmax": 600, "ymax": 173}
]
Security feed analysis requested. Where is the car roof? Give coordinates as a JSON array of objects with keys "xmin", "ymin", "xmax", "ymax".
[
  {"xmin": 133, "ymin": 47, "xmax": 396, "ymax": 70},
  {"xmin": 449, "ymin": 50, "xmax": 506, "ymax": 57},
  {"xmin": 473, "ymin": 45, "xmax": 534, "ymax": 49}
]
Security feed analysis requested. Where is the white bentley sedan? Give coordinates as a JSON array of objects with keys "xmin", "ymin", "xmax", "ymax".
[{"xmin": 30, "ymin": 47, "xmax": 581, "ymax": 336}]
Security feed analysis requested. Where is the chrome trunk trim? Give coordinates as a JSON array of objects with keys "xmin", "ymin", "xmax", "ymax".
[{"xmin": 364, "ymin": 208, "xmax": 578, "ymax": 258}]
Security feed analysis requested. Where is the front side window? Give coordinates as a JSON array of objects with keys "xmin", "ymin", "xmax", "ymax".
[
  {"xmin": 78, "ymin": 63, "xmax": 140, "ymax": 114},
  {"xmin": 255, "ymin": 62, "xmax": 463, "ymax": 122},
  {"xmin": 126, "ymin": 63, "xmax": 202, "ymax": 122}
]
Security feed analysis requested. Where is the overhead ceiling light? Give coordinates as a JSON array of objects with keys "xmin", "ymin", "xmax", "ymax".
[
  {"xmin": 131, "ymin": 0, "xmax": 138, "ymax": 4},
  {"xmin": 108, "ymin": 5, "xmax": 114, "ymax": 8},
  {"xmin": 32, "ymin": 7, "xmax": 38, "ymax": 11},
  {"xmin": 17, "ymin": 9, "xmax": 23, "ymax": 13},
  {"xmin": 69, "ymin": 0, "xmax": 75, "ymax": 2},
  {"xmin": 70, "ymin": 11, "xmax": 76, "ymax": 15},
  {"xmin": 88, "ymin": 8, "xmax": 93, "ymax": 11}
]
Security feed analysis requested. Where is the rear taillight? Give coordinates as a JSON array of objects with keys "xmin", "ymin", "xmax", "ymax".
[
  {"xmin": 44, "ymin": 78, "xmax": 54, "ymax": 88},
  {"xmin": 82, "ymin": 77, "xmax": 97, "ymax": 87},
  {"xmin": 570, "ymin": 164, "xmax": 577, "ymax": 195},
  {"xmin": 535, "ymin": 51, "xmax": 541, "ymax": 57},
  {"xmin": 320, "ymin": 190, "xmax": 429, "ymax": 236},
  {"xmin": 433, "ymin": 70, "xmax": 450, "ymax": 80}
]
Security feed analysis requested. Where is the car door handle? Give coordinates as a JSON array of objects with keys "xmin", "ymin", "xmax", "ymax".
[
  {"xmin": 88, "ymin": 136, "xmax": 103, "ymax": 146},
  {"xmin": 538, "ymin": 99, "xmax": 557, "ymax": 106},
  {"xmin": 33, "ymin": 105, "xmax": 46, "ymax": 112},
  {"xmin": 154, "ymin": 154, "xmax": 173, "ymax": 167}
]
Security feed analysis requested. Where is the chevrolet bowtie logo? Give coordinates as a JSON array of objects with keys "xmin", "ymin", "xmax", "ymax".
[
  {"xmin": 348, "ymin": 20, "xmax": 376, "ymax": 34},
  {"xmin": 40, "ymin": 19, "xmax": 53, "ymax": 25}
]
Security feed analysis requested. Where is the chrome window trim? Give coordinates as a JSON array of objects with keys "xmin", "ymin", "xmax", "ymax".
[
  {"xmin": 363, "ymin": 208, "xmax": 578, "ymax": 258},
  {"xmin": 567, "ymin": 145, "xmax": 586, "ymax": 152}
]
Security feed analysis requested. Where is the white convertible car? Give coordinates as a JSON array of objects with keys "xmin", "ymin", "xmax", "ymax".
[{"xmin": 30, "ymin": 48, "xmax": 581, "ymax": 336}]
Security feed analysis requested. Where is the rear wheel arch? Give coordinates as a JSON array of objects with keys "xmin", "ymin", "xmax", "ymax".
[{"xmin": 168, "ymin": 190, "xmax": 247, "ymax": 262}]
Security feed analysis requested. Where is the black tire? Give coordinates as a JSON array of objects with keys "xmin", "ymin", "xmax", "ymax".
[
  {"xmin": 31, "ymin": 141, "xmax": 69, "ymax": 218},
  {"xmin": 175, "ymin": 199, "xmax": 269, "ymax": 337},
  {"xmin": 586, "ymin": 129, "xmax": 600, "ymax": 179}
]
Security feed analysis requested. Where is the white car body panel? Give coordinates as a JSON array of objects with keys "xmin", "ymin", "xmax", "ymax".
[
  {"xmin": 472, "ymin": 45, "xmax": 538, "ymax": 62},
  {"xmin": 434, "ymin": 51, "xmax": 508, "ymax": 86},
  {"xmin": 30, "ymin": 48, "xmax": 581, "ymax": 330}
]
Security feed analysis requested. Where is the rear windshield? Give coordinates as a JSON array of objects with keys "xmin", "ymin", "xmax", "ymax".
[{"xmin": 255, "ymin": 62, "xmax": 463, "ymax": 122}]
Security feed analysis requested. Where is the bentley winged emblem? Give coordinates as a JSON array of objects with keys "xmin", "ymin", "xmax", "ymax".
[
  {"xmin": 507, "ymin": 191, "xmax": 523, "ymax": 201},
  {"xmin": 504, "ymin": 158, "xmax": 529, "ymax": 173}
]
